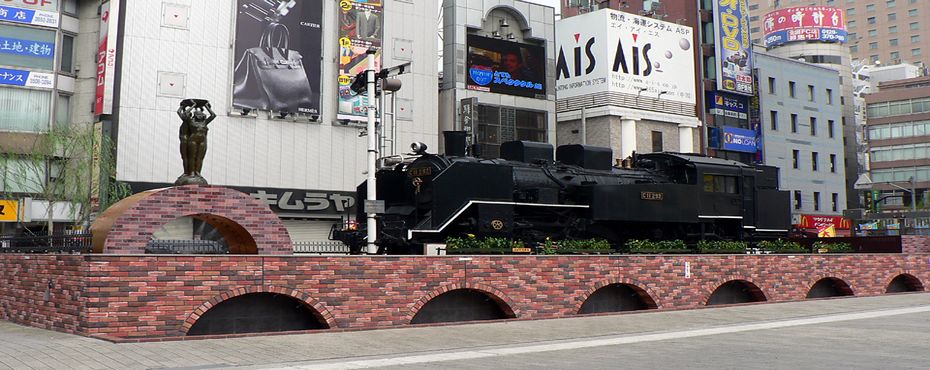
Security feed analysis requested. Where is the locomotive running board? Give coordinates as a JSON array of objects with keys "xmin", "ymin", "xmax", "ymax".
[{"xmin": 408, "ymin": 201, "xmax": 589, "ymax": 239}]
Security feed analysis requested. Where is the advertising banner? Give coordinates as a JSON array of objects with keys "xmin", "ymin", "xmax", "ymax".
[
  {"xmin": 555, "ymin": 9, "xmax": 695, "ymax": 105},
  {"xmin": 800, "ymin": 214, "xmax": 850, "ymax": 230},
  {"xmin": 337, "ymin": 0, "xmax": 383, "ymax": 121},
  {"xmin": 0, "ymin": 4, "xmax": 59, "ymax": 27},
  {"xmin": 0, "ymin": 67, "xmax": 53, "ymax": 88},
  {"xmin": 1, "ymin": 0, "xmax": 57, "ymax": 11},
  {"xmin": 763, "ymin": 7, "xmax": 847, "ymax": 48},
  {"xmin": 720, "ymin": 126, "xmax": 757, "ymax": 153},
  {"xmin": 0, "ymin": 35, "xmax": 53, "ymax": 59},
  {"xmin": 94, "ymin": 0, "xmax": 119, "ymax": 116},
  {"xmin": 0, "ymin": 199, "xmax": 18, "ymax": 222},
  {"xmin": 232, "ymin": 0, "xmax": 322, "ymax": 115},
  {"xmin": 466, "ymin": 35, "xmax": 546, "ymax": 99},
  {"xmin": 707, "ymin": 91, "xmax": 747, "ymax": 119},
  {"xmin": 712, "ymin": 0, "xmax": 753, "ymax": 96}
]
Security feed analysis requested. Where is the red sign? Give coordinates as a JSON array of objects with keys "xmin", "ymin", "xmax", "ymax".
[
  {"xmin": 95, "ymin": 0, "xmax": 118, "ymax": 116},
  {"xmin": 763, "ymin": 7, "xmax": 845, "ymax": 35},
  {"xmin": 1, "ymin": 0, "xmax": 57, "ymax": 11},
  {"xmin": 799, "ymin": 215, "xmax": 850, "ymax": 230}
]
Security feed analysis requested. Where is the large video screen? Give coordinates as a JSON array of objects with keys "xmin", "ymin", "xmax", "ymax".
[{"xmin": 466, "ymin": 35, "xmax": 546, "ymax": 99}]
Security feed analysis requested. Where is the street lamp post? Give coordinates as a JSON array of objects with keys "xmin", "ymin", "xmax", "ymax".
[{"xmin": 365, "ymin": 49, "xmax": 378, "ymax": 255}]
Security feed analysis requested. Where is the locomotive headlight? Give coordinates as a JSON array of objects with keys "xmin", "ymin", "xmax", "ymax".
[{"xmin": 411, "ymin": 142, "xmax": 428, "ymax": 155}]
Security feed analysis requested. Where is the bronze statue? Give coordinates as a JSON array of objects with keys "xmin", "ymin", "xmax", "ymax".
[{"xmin": 175, "ymin": 99, "xmax": 216, "ymax": 186}]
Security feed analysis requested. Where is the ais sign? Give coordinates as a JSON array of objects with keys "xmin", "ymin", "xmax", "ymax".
[{"xmin": 555, "ymin": 8, "xmax": 695, "ymax": 106}]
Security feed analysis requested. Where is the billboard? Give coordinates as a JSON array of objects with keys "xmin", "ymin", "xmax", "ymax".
[
  {"xmin": 0, "ymin": 4, "xmax": 59, "ymax": 27},
  {"xmin": 466, "ymin": 35, "xmax": 546, "ymax": 99},
  {"xmin": 232, "ymin": 0, "xmax": 322, "ymax": 115},
  {"xmin": 555, "ymin": 9, "xmax": 695, "ymax": 106},
  {"xmin": 720, "ymin": 126, "xmax": 757, "ymax": 153},
  {"xmin": 707, "ymin": 91, "xmax": 747, "ymax": 119},
  {"xmin": 94, "ymin": 0, "xmax": 119, "ymax": 116},
  {"xmin": 763, "ymin": 7, "xmax": 847, "ymax": 48},
  {"xmin": 0, "ymin": 67, "xmax": 53, "ymax": 88},
  {"xmin": 712, "ymin": 0, "xmax": 753, "ymax": 96},
  {"xmin": 800, "ymin": 215, "xmax": 850, "ymax": 230},
  {"xmin": 337, "ymin": 0, "xmax": 383, "ymax": 121}
]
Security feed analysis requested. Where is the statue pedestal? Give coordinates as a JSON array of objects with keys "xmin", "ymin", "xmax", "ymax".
[{"xmin": 175, "ymin": 174, "xmax": 208, "ymax": 186}]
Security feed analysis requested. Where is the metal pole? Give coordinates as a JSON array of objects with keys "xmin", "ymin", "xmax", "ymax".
[
  {"xmin": 910, "ymin": 177, "xmax": 917, "ymax": 213},
  {"xmin": 391, "ymin": 92, "xmax": 398, "ymax": 156},
  {"xmin": 378, "ymin": 82, "xmax": 386, "ymax": 165},
  {"xmin": 580, "ymin": 106, "xmax": 587, "ymax": 145},
  {"xmin": 365, "ymin": 49, "xmax": 378, "ymax": 255}
]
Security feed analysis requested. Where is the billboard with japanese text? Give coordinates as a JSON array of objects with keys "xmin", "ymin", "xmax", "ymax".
[
  {"xmin": 763, "ymin": 7, "xmax": 847, "ymax": 48},
  {"xmin": 555, "ymin": 9, "xmax": 695, "ymax": 107},
  {"xmin": 713, "ymin": 0, "xmax": 753, "ymax": 96},
  {"xmin": 337, "ymin": 0, "xmax": 383, "ymax": 121}
]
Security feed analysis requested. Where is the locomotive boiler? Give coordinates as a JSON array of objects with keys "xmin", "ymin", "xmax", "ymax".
[{"xmin": 334, "ymin": 133, "xmax": 790, "ymax": 254}]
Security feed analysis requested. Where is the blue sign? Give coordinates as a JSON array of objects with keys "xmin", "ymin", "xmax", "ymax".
[
  {"xmin": 0, "ymin": 36, "xmax": 54, "ymax": 58},
  {"xmin": 0, "ymin": 5, "xmax": 59, "ymax": 27},
  {"xmin": 713, "ymin": 0, "xmax": 754, "ymax": 96},
  {"xmin": 707, "ymin": 91, "xmax": 748, "ymax": 119},
  {"xmin": 721, "ymin": 126, "xmax": 758, "ymax": 153},
  {"xmin": 764, "ymin": 28, "xmax": 848, "ymax": 48},
  {"xmin": 469, "ymin": 67, "xmax": 493, "ymax": 86},
  {"xmin": 0, "ymin": 67, "xmax": 54, "ymax": 88}
]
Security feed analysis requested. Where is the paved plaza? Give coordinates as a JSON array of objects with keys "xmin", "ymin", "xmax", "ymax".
[{"xmin": 1, "ymin": 293, "xmax": 929, "ymax": 369}]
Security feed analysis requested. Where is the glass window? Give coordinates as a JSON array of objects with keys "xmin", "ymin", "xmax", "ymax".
[
  {"xmin": 848, "ymin": 20, "xmax": 857, "ymax": 28},
  {"xmin": 868, "ymin": 29, "xmax": 877, "ymax": 37},
  {"xmin": 867, "ymin": 4, "xmax": 875, "ymax": 12},
  {"xmin": 791, "ymin": 114, "xmax": 798, "ymax": 133},
  {"xmin": 703, "ymin": 56, "xmax": 716, "ymax": 79},
  {"xmin": 792, "ymin": 149, "xmax": 799, "ymax": 169},
  {"xmin": 61, "ymin": 0, "xmax": 78, "ymax": 15},
  {"xmin": 910, "ymin": 22, "xmax": 920, "ymax": 30},
  {"xmin": 832, "ymin": 193, "xmax": 838, "ymax": 212},
  {"xmin": 890, "ymin": 39, "xmax": 899, "ymax": 46},
  {"xmin": 909, "ymin": 9, "xmax": 919, "ymax": 17},
  {"xmin": 847, "ymin": 8, "xmax": 856, "ymax": 16},
  {"xmin": 828, "ymin": 120, "xmax": 835, "ymax": 138},
  {"xmin": 851, "ymin": 45, "xmax": 859, "ymax": 53},
  {"xmin": 913, "ymin": 48, "xmax": 922, "ymax": 56},
  {"xmin": 789, "ymin": 81, "xmax": 796, "ymax": 98},
  {"xmin": 768, "ymin": 77, "xmax": 776, "ymax": 94},
  {"xmin": 830, "ymin": 154, "xmax": 837, "ymax": 173},
  {"xmin": 794, "ymin": 190, "xmax": 802, "ymax": 210},
  {"xmin": 869, "ymin": 42, "xmax": 878, "ymax": 50},
  {"xmin": 826, "ymin": 89, "xmax": 833, "ymax": 105},
  {"xmin": 0, "ymin": 24, "xmax": 57, "ymax": 71},
  {"xmin": 812, "ymin": 152, "xmax": 819, "ymax": 171},
  {"xmin": 889, "ymin": 25, "xmax": 898, "ymax": 34},
  {"xmin": 888, "ymin": 13, "xmax": 896, "ymax": 21},
  {"xmin": 703, "ymin": 23, "xmax": 715, "ymax": 44},
  {"xmin": 814, "ymin": 192, "xmax": 821, "ymax": 211},
  {"xmin": 912, "ymin": 35, "xmax": 921, "ymax": 43},
  {"xmin": 891, "ymin": 51, "xmax": 900, "ymax": 60},
  {"xmin": 0, "ymin": 87, "xmax": 51, "ymax": 132},
  {"xmin": 810, "ymin": 117, "xmax": 817, "ymax": 136},
  {"xmin": 770, "ymin": 110, "xmax": 778, "ymax": 131},
  {"xmin": 703, "ymin": 175, "xmax": 738, "ymax": 194},
  {"xmin": 886, "ymin": 0, "xmax": 896, "ymax": 8},
  {"xmin": 868, "ymin": 16, "xmax": 876, "ymax": 24},
  {"xmin": 59, "ymin": 34, "xmax": 75, "ymax": 74},
  {"xmin": 1, "ymin": 158, "xmax": 46, "ymax": 194},
  {"xmin": 651, "ymin": 131, "xmax": 662, "ymax": 152},
  {"xmin": 807, "ymin": 85, "xmax": 815, "ymax": 101},
  {"xmin": 55, "ymin": 94, "xmax": 70, "ymax": 128}
]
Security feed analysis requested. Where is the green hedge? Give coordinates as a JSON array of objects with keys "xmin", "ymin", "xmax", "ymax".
[
  {"xmin": 696, "ymin": 240, "xmax": 748, "ymax": 253},
  {"xmin": 757, "ymin": 239, "xmax": 808, "ymax": 253},
  {"xmin": 813, "ymin": 241, "xmax": 853, "ymax": 253}
]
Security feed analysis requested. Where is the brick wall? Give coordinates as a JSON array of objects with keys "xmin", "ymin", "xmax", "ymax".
[
  {"xmin": 902, "ymin": 235, "xmax": 930, "ymax": 254},
  {"xmin": 0, "ymin": 254, "xmax": 927, "ymax": 340}
]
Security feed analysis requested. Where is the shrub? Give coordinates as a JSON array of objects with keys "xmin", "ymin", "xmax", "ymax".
[
  {"xmin": 757, "ymin": 239, "xmax": 806, "ymax": 253},
  {"xmin": 559, "ymin": 238, "xmax": 612, "ymax": 250},
  {"xmin": 813, "ymin": 241, "xmax": 853, "ymax": 253},
  {"xmin": 624, "ymin": 239, "xmax": 689, "ymax": 253},
  {"xmin": 696, "ymin": 240, "xmax": 747, "ymax": 253}
]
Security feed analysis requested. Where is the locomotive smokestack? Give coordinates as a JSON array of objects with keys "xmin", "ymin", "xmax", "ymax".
[{"xmin": 443, "ymin": 131, "xmax": 467, "ymax": 156}]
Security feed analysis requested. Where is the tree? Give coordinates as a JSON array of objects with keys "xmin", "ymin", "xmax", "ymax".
[{"xmin": 0, "ymin": 122, "xmax": 130, "ymax": 234}]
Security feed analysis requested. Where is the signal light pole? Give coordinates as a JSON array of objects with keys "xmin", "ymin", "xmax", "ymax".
[{"xmin": 365, "ymin": 49, "xmax": 378, "ymax": 255}]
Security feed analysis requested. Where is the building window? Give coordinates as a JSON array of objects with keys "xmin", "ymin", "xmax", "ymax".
[
  {"xmin": 888, "ymin": 13, "xmax": 896, "ymax": 21},
  {"xmin": 849, "ymin": 32, "xmax": 858, "ymax": 40},
  {"xmin": 848, "ymin": 20, "xmax": 857, "ymax": 28},
  {"xmin": 59, "ymin": 34, "xmax": 75, "ymax": 74},
  {"xmin": 887, "ymin": 0, "xmax": 896, "ymax": 7},
  {"xmin": 768, "ymin": 77, "xmax": 776, "ymax": 94},
  {"xmin": 868, "ymin": 29, "xmax": 878, "ymax": 37},
  {"xmin": 0, "ymin": 158, "xmax": 47, "ymax": 194},
  {"xmin": 890, "ymin": 39, "xmax": 899, "ymax": 46},
  {"xmin": 814, "ymin": 192, "xmax": 821, "ymax": 211},
  {"xmin": 828, "ymin": 120, "xmax": 835, "ymax": 138},
  {"xmin": 826, "ymin": 89, "xmax": 833, "ymax": 105},
  {"xmin": 810, "ymin": 117, "xmax": 817, "ymax": 136},
  {"xmin": 910, "ymin": 22, "xmax": 920, "ymax": 31},
  {"xmin": 851, "ymin": 45, "xmax": 859, "ymax": 53},
  {"xmin": 55, "ymin": 94, "xmax": 71, "ymax": 127},
  {"xmin": 909, "ymin": 9, "xmax": 918, "ymax": 17},
  {"xmin": 889, "ymin": 25, "xmax": 898, "ymax": 34},
  {"xmin": 792, "ymin": 149, "xmax": 800, "ymax": 169},
  {"xmin": 869, "ymin": 42, "xmax": 878, "ymax": 50},
  {"xmin": 867, "ymin": 3, "xmax": 876, "ymax": 11},
  {"xmin": 807, "ymin": 85, "xmax": 815, "ymax": 101},
  {"xmin": 832, "ymin": 193, "xmax": 839, "ymax": 212},
  {"xmin": 794, "ymin": 190, "xmax": 802, "ymax": 210},
  {"xmin": 0, "ymin": 24, "xmax": 57, "ymax": 71},
  {"xmin": 847, "ymin": 7, "xmax": 856, "ymax": 16},
  {"xmin": 703, "ymin": 56, "xmax": 716, "ymax": 79},
  {"xmin": 789, "ymin": 81, "xmax": 796, "ymax": 98},
  {"xmin": 770, "ymin": 110, "xmax": 778, "ymax": 131},
  {"xmin": 912, "ymin": 35, "xmax": 921, "ymax": 43},
  {"xmin": 868, "ymin": 16, "xmax": 877, "ymax": 24},
  {"xmin": 830, "ymin": 154, "xmax": 837, "ymax": 173},
  {"xmin": 476, "ymin": 105, "xmax": 548, "ymax": 159},
  {"xmin": 651, "ymin": 131, "xmax": 663, "ymax": 153},
  {"xmin": 870, "ymin": 55, "xmax": 880, "ymax": 64},
  {"xmin": 812, "ymin": 152, "xmax": 819, "ymax": 171},
  {"xmin": 891, "ymin": 51, "xmax": 900, "ymax": 60},
  {"xmin": 791, "ymin": 114, "xmax": 798, "ymax": 133},
  {"xmin": 913, "ymin": 48, "xmax": 922, "ymax": 56},
  {"xmin": 0, "ymin": 87, "xmax": 51, "ymax": 132}
]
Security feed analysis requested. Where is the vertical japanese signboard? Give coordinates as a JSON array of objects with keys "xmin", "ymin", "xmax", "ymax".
[
  {"xmin": 337, "ymin": 0, "xmax": 383, "ymax": 121},
  {"xmin": 95, "ymin": 0, "xmax": 119, "ymax": 116},
  {"xmin": 713, "ymin": 0, "xmax": 753, "ymax": 96}
]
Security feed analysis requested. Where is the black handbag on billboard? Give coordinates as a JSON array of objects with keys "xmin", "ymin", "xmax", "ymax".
[{"xmin": 233, "ymin": 22, "xmax": 314, "ymax": 113}]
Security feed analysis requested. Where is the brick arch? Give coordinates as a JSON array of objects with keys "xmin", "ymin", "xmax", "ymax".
[
  {"xmin": 90, "ymin": 185, "xmax": 291, "ymax": 254},
  {"xmin": 701, "ymin": 275, "xmax": 769, "ymax": 305},
  {"xmin": 406, "ymin": 282, "xmax": 520, "ymax": 323},
  {"xmin": 885, "ymin": 272, "xmax": 925, "ymax": 292},
  {"xmin": 180, "ymin": 285, "xmax": 337, "ymax": 335},
  {"xmin": 573, "ymin": 278, "xmax": 662, "ymax": 313},
  {"xmin": 805, "ymin": 274, "xmax": 856, "ymax": 298}
]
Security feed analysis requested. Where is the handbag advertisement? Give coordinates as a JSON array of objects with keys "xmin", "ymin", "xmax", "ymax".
[
  {"xmin": 233, "ymin": 0, "xmax": 322, "ymax": 115},
  {"xmin": 337, "ymin": 0, "xmax": 383, "ymax": 121}
]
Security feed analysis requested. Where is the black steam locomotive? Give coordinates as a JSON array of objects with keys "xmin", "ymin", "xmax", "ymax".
[{"xmin": 335, "ymin": 134, "xmax": 790, "ymax": 254}]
